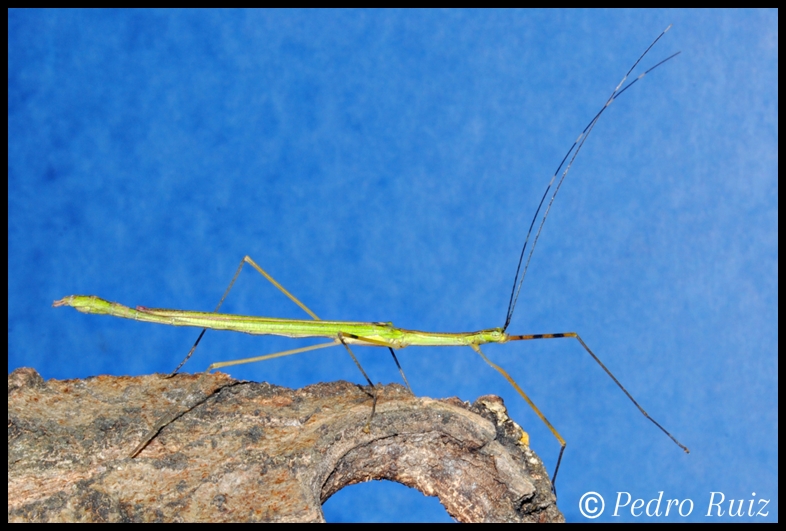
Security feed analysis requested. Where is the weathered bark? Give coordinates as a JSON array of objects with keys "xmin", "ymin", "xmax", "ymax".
[{"xmin": 8, "ymin": 367, "xmax": 563, "ymax": 522}]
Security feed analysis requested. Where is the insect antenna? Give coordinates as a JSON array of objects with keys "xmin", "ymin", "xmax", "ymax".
[{"xmin": 503, "ymin": 25, "xmax": 680, "ymax": 332}]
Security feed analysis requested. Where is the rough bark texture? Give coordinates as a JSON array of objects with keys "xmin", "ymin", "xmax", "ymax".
[{"xmin": 8, "ymin": 367, "xmax": 564, "ymax": 522}]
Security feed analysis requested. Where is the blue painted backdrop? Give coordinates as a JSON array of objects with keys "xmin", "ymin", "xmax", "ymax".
[{"xmin": 9, "ymin": 9, "xmax": 777, "ymax": 522}]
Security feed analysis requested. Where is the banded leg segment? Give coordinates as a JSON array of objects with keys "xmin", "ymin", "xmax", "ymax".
[
  {"xmin": 473, "ymin": 331, "xmax": 689, "ymax": 489},
  {"xmin": 509, "ymin": 332, "xmax": 690, "ymax": 454}
]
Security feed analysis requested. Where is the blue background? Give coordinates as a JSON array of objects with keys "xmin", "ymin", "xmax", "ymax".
[{"xmin": 9, "ymin": 9, "xmax": 777, "ymax": 522}]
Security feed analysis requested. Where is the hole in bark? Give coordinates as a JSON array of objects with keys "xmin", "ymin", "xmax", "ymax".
[{"xmin": 322, "ymin": 479, "xmax": 453, "ymax": 523}]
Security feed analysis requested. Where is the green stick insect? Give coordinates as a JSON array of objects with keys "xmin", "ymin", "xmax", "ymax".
[{"xmin": 54, "ymin": 25, "xmax": 689, "ymax": 488}]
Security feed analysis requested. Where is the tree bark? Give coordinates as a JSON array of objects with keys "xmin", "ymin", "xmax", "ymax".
[{"xmin": 8, "ymin": 367, "xmax": 563, "ymax": 522}]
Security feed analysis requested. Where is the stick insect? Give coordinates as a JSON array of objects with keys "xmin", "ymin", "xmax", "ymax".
[{"xmin": 53, "ymin": 25, "xmax": 689, "ymax": 488}]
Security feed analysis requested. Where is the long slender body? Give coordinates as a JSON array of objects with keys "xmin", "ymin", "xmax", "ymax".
[
  {"xmin": 52, "ymin": 27, "xmax": 690, "ymax": 487},
  {"xmin": 53, "ymin": 294, "xmax": 507, "ymax": 349}
]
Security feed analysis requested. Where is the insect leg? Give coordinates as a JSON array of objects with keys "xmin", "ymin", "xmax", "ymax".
[
  {"xmin": 510, "ymin": 332, "xmax": 689, "ymax": 454},
  {"xmin": 471, "ymin": 343, "xmax": 565, "ymax": 490}
]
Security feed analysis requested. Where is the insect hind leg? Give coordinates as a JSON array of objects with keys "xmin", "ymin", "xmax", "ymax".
[{"xmin": 168, "ymin": 255, "xmax": 324, "ymax": 377}]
